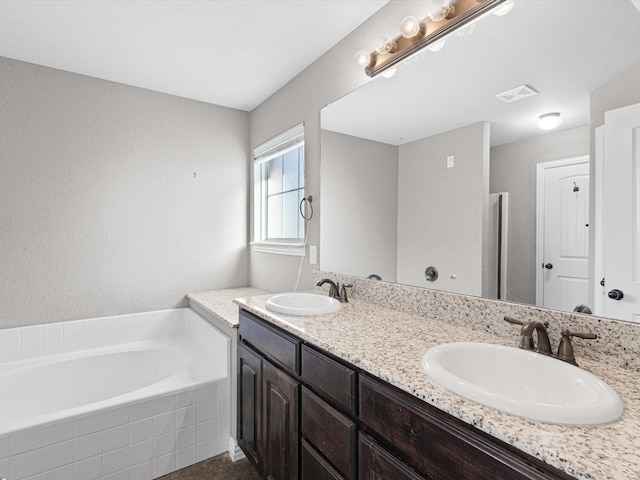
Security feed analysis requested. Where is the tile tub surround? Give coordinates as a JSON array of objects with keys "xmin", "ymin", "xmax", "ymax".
[
  {"xmin": 0, "ymin": 308, "xmax": 231, "ymax": 480},
  {"xmin": 235, "ymin": 292, "xmax": 640, "ymax": 480}
]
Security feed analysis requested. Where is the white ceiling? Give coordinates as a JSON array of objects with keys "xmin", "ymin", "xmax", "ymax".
[
  {"xmin": 322, "ymin": 0, "xmax": 640, "ymax": 147},
  {"xmin": 0, "ymin": 0, "xmax": 388, "ymax": 112}
]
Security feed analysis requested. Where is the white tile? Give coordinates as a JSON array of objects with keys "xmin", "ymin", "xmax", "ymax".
[
  {"xmin": 152, "ymin": 432, "xmax": 176, "ymax": 458},
  {"xmin": 152, "ymin": 309, "xmax": 184, "ymax": 337},
  {"xmin": 74, "ymin": 432, "xmax": 102, "ymax": 460},
  {"xmin": 43, "ymin": 420, "xmax": 74, "ymax": 446},
  {"xmin": 176, "ymin": 425, "xmax": 196, "ymax": 449},
  {"xmin": 82, "ymin": 317, "xmax": 101, "ymax": 338},
  {"xmin": 129, "ymin": 419, "xmax": 153, "ymax": 445},
  {"xmin": 43, "ymin": 339, "xmax": 63, "ymax": 356},
  {"xmin": 0, "ymin": 458, "xmax": 8, "ymax": 478},
  {"xmin": 135, "ymin": 312, "xmax": 153, "ymax": 331},
  {"xmin": 104, "ymin": 469, "xmax": 129, "ymax": 480},
  {"xmin": 43, "ymin": 439, "xmax": 73, "ymax": 471},
  {"xmin": 152, "ymin": 452, "xmax": 175, "ymax": 478},
  {"xmin": 103, "ymin": 446, "xmax": 129, "ymax": 475},
  {"xmin": 217, "ymin": 378, "xmax": 231, "ymax": 399},
  {"xmin": 21, "ymin": 324, "xmax": 43, "ymax": 344},
  {"xmin": 129, "ymin": 440, "xmax": 153, "ymax": 465},
  {"xmin": 196, "ymin": 439, "xmax": 216, "ymax": 462},
  {"xmin": 176, "ymin": 405, "xmax": 197, "ymax": 429},
  {"xmin": 130, "ymin": 400, "xmax": 153, "ymax": 422},
  {"xmin": 153, "ymin": 394, "xmax": 176, "ymax": 415},
  {"xmin": 83, "ymin": 334, "xmax": 101, "ymax": 350},
  {"xmin": 21, "ymin": 341, "xmax": 43, "ymax": 360},
  {"xmin": 197, "ymin": 383, "xmax": 217, "ymax": 403},
  {"xmin": 129, "ymin": 460, "xmax": 153, "ymax": 480},
  {"xmin": 118, "ymin": 328, "xmax": 135, "ymax": 343},
  {"xmin": 22, "ymin": 473, "xmax": 43, "ymax": 480},
  {"xmin": 103, "ymin": 424, "xmax": 129, "ymax": 452},
  {"xmin": 197, "ymin": 400, "xmax": 216, "ymax": 423},
  {"xmin": 118, "ymin": 314, "xmax": 136, "ymax": 341},
  {"xmin": 0, "ymin": 328, "xmax": 20, "ymax": 362},
  {"xmin": 42, "ymin": 323, "xmax": 63, "ymax": 345},
  {"xmin": 0, "ymin": 434, "xmax": 9, "ymax": 457},
  {"xmin": 100, "ymin": 328, "xmax": 119, "ymax": 347},
  {"xmin": 63, "ymin": 334, "xmax": 83, "ymax": 353},
  {"xmin": 175, "ymin": 445, "xmax": 197, "ymax": 470},
  {"xmin": 103, "ymin": 406, "xmax": 129, "ymax": 429},
  {"xmin": 217, "ymin": 399, "xmax": 231, "ymax": 420},
  {"xmin": 10, "ymin": 427, "xmax": 43, "ymax": 455},
  {"xmin": 196, "ymin": 420, "xmax": 215, "ymax": 443},
  {"xmin": 176, "ymin": 388, "xmax": 196, "ymax": 409},
  {"xmin": 62, "ymin": 320, "xmax": 82, "ymax": 340},
  {"xmin": 100, "ymin": 316, "xmax": 118, "ymax": 334},
  {"xmin": 9, "ymin": 448, "xmax": 43, "ymax": 479},
  {"xmin": 43, "ymin": 464, "xmax": 73, "ymax": 480},
  {"xmin": 75, "ymin": 454, "xmax": 102, "ymax": 480},
  {"xmin": 153, "ymin": 411, "xmax": 176, "ymax": 437},
  {"xmin": 75, "ymin": 412, "xmax": 102, "ymax": 436}
]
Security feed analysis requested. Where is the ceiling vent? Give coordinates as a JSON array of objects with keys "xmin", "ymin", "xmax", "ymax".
[{"xmin": 494, "ymin": 84, "xmax": 538, "ymax": 103}]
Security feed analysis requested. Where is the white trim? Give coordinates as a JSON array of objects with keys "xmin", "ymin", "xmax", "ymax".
[
  {"xmin": 593, "ymin": 126, "xmax": 605, "ymax": 316},
  {"xmin": 251, "ymin": 242, "xmax": 305, "ymax": 257},
  {"xmin": 228, "ymin": 437, "xmax": 246, "ymax": 462},
  {"xmin": 535, "ymin": 155, "xmax": 590, "ymax": 307},
  {"xmin": 253, "ymin": 123, "xmax": 304, "ymax": 160}
]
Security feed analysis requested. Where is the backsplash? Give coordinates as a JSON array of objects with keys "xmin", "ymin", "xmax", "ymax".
[{"xmin": 313, "ymin": 271, "xmax": 640, "ymax": 372}]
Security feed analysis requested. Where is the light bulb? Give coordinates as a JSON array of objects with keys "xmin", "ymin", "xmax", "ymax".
[
  {"xmin": 354, "ymin": 50, "xmax": 372, "ymax": 68},
  {"xmin": 375, "ymin": 35, "xmax": 396, "ymax": 54},
  {"xmin": 400, "ymin": 16, "xmax": 421, "ymax": 38},
  {"xmin": 493, "ymin": 0, "xmax": 514, "ymax": 16},
  {"xmin": 428, "ymin": 39, "xmax": 446, "ymax": 52},
  {"xmin": 428, "ymin": 4, "xmax": 454, "ymax": 22},
  {"xmin": 382, "ymin": 67, "xmax": 397, "ymax": 79},
  {"xmin": 538, "ymin": 113, "xmax": 562, "ymax": 130}
]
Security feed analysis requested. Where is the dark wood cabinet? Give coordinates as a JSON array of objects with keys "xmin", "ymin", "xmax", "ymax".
[
  {"xmin": 359, "ymin": 433, "xmax": 427, "ymax": 480},
  {"xmin": 238, "ymin": 343, "xmax": 262, "ymax": 470}
]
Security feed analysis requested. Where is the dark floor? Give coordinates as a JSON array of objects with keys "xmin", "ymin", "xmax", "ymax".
[{"xmin": 160, "ymin": 453, "xmax": 261, "ymax": 480}]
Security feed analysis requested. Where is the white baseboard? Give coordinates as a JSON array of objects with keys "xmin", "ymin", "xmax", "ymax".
[{"xmin": 228, "ymin": 437, "xmax": 246, "ymax": 462}]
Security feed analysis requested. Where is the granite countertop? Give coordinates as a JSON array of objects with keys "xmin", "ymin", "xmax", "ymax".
[
  {"xmin": 187, "ymin": 287, "xmax": 268, "ymax": 328},
  {"xmin": 235, "ymin": 294, "xmax": 640, "ymax": 480}
]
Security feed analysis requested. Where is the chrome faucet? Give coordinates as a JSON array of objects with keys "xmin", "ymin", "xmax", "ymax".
[{"xmin": 316, "ymin": 278, "xmax": 340, "ymax": 300}]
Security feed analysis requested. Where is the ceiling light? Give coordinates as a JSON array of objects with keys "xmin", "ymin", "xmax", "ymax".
[
  {"xmin": 382, "ymin": 67, "xmax": 397, "ymax": 79},
  {"xmin": 428, "ymin": 40, "xmax": 446, "ymax": 52},
  {"xmin": 355, "ymin": 0, "xmax": 510, "ymax": 77},
  {"xmin": 493, "ymin": 0, "xmax": 514, "ymax": 16},
  {"xmin": 538, "ymin": 113, "xmax": 562, "ymax": 130}
]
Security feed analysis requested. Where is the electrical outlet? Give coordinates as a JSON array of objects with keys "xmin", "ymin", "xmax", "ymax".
[
  {"xmin": 309, "ymin": 245, "xmax": 317, "ymax": 265},
  {"xmin": 447, "ymin": 155, "xmax": 455, "ymax": 168}
]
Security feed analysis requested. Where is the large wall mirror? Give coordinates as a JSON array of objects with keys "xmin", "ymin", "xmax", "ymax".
[{"xmin": 320, "ymin": 0, "xmax": 640, "ymax": 321}]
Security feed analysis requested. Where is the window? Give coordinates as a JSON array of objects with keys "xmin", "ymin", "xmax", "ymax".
[{"xmin": 253, "ymin": 124, "xmax": 305, "ymax": 255}]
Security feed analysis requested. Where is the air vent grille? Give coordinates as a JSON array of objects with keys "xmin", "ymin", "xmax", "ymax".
[{"xmin": 494, "ymin": 84, "xmax": 538, "ymax": 103}]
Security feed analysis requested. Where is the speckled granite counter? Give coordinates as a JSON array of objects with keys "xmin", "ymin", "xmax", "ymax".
[
  {"xmin": 235, "ymin": 293, "xmax": 640, "ymax": 480},
  {"xmin": 187, "ymin": 287, "xmax": 267, "ymax": 328}
]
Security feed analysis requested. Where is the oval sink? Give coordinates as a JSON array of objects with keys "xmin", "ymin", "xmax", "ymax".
[
  {"xmin": 265, "ymin": 293, "xmax": 341, "ymax": 316},
  {"xmin": 422, "ymin": 342, "xmax": 623, "ymax": 425}
]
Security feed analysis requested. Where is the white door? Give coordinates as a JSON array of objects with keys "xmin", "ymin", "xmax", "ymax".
[
  {"xmin": 536, "ymin": 158, "xmax": 590, "ymax": 311},
  {"xmin": 603, "ymin": 102, "xmax": 640, "ymax": 322}
]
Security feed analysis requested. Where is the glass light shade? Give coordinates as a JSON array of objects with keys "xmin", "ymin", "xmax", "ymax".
[
  {"xmin": 428, "ymin": 39, "xmax": 446, "ymax": 52},
  {"xmin": 354, "ymin": 50, "xmax": 372, "ymax": 68},
  {"xmin": 382, "ymin": 67, "xmax": 397, "ymax": 78},
  {"xmin": 429, "ymin": 4, "xmax": 453, "ymax": 22},
  {"xmin": 538, "ymin": 113, "xmax": 562, "ymax": 130},
  {"xmin": 400, "ymin": 16, "xmax": 421, "ymax": 38},
  {"xmin": 375, "ymin": 35, "xmax": 396, "ymax": 54},
  {"xmin": 456, "ymin": 23, "xmax": 476, "ymax": 37},
  {"xmin": 493, "ymin": 0, "xmax": 514, "ymax": 16}
]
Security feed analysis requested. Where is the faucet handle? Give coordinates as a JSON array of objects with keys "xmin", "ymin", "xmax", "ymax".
[
  {"xmin": 339, "ymin": 284, "xmax": 353, "ymax": 303},
  {"xmin": 556, "ymin": 329, "xmax": 597, "ymax": 366}
]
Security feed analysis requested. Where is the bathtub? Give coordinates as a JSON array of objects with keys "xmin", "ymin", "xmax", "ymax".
[{"xmin": 0, "ymin": 308, "xmax": 230, "ymax": 480}]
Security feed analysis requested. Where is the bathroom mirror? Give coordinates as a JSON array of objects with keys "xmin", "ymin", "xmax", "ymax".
[{"xmin": 320, "ymin": 0, "xmax": 640, "ymax": 320}]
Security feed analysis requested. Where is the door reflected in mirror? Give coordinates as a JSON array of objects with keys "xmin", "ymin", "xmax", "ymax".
[{"xmin": 320, "ymin": 0, "xmax": 640, "ymax": 321}]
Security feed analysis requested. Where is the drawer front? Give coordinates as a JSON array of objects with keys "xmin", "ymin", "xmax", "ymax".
[
  {"xmin": 302, "ymin": 345, "xmax": 357, "ymax": 415},
  {"xmin": 359, "ymin": 374, "xmax": 569, "ymax": 480},
  {"xmin": 302, "ymin": 387, "xmax": 357, "ymax": 480},
  {"xmin": 359, "ymin": 433, "xmax": 426, "ymax": 480},
  {"xmin": 239, "ymin": 310, "xmax": 300, "ymax": 375},
  {"xmin": 301, "ymin": 439, "xmax": 345, "ymax": 480}
]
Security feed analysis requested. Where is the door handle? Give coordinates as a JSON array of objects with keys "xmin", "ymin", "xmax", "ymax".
[
  {"xmin": 608, "ymin": 289, "xmax": 624, "ymax": 300},
  {"xmin": 544, "ymin": 263, "xmax": 553, "ymax": 269}
]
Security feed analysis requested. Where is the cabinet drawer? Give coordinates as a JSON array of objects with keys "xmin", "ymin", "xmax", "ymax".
[
  {"xmin": 359, "ymin": 374, "xmax": 571, "ymax": 480},
  {"xmin": 239, "ymin": 310, "xmax": 300, "ymax": 375},
  {"xmin": 302, "ymin": 344, "xmax": 357, "ymax": 415},
  {"xmin": 301, "ymin": 439, "xmax": 345, "ymax": 480},
  {"xmin": 359, "ymin": 433, "xmax": 426, "ymax": 480},
  {"xmin": 302, "ymin": 387, "xmax": 357, "ymax": 480}
]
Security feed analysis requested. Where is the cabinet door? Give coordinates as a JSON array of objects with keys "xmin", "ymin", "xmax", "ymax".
[
  {"xmin": 359, "ymin": 433, "xmax": 426, "ymax": 480},
  {"xmin": 263, "ymin": 359, "xmax": 300, "ymax": 480},
  {"xmin": 238, "ymin": 343, "xmax": 262, "ymax": 470}
]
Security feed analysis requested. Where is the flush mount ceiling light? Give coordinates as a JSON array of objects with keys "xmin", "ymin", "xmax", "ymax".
[
  {"xmin": 355, "ymin": 0, "xmax": 511, "ymax": 78},
  {"xmin": 538, "ymin": 112, "xmax": 562, "ymax": 130}
]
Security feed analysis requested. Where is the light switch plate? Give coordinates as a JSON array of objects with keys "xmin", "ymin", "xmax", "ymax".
[
  {"xmin": 309, "ymin": 245, "xmax": 317, "ymax": 265},
  {"xmin": 447, "ymin": 155, "xmax": 455, "ymax": 168}
]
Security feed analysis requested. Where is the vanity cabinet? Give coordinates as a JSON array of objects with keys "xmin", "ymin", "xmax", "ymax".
[{"xmin": 238, "ymin": 309, "xmax": 575, "ymax": 480}]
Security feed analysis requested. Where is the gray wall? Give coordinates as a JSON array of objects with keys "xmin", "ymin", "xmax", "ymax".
[
  {"xmin": 249, "ymin": 2, "xmax": 415, "ymax": 292},
  {"xmin": 490, "ymin": 126, "xmax": 589, "ymax": 305},
  {"xmin": 320, "ymin": 130, "xmax": 398, "ymax": 282},
  {"xmin": 0, "ymin": 57, "xmax": 250, "ymax": 327},
  {"xmin": 397, "ymin": 122, "xmax": 489, "ymax": 295}
]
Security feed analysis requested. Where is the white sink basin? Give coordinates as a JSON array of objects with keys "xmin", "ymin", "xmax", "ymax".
[
  {"xmin": 422, "ymin": 342, "xmax": 623, "ymax": 425},
  {"xmin": 265, "ymin": 293, "xmax": 341, "ymax": 316}
]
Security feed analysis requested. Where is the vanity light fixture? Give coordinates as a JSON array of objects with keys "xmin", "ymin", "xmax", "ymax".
[
  {"xmin": 538, "ymin": 112, "xmax": 562, "ymax": 130},
  {"xmin": 356, "ymin": 0, "xmax": 510, "ymax": 78}
]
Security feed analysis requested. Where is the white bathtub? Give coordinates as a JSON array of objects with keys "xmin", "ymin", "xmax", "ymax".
[{"xmin": 0, "ymin": 308, "xmax": 230, "ymax": 480}]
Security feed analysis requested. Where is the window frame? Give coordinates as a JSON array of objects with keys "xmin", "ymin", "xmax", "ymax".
[{"xmin": 251, "ymin": 124, "xmax": 306, "ymax": 256}]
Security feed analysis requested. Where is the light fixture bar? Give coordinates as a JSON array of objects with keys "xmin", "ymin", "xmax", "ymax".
[{"xmin": 365, "ymin": 0, "xmax": 509, "ymax": 77}]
